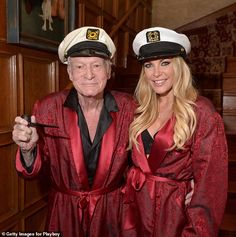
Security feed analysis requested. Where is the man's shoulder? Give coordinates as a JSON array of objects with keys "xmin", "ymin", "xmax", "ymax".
[
  {"xmin": 34, "ymin": 89, "xmax": 70, "ymax": 112},
  {"xmin": 111, "ymin": 90, "xmax": 136, "ymax": 107},
  {"xmin": 110, "ymin": 90, "xmax": 136, "ymax": 114},
  {"xmin": 39, "ymin": 89, "xmax": 70, "ymax": 103},
  {"xmin": 110, "ymin": 90, "xmax": 134, "ymax": 102}
]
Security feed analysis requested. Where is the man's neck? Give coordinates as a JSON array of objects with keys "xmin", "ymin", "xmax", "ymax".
[{"xmin": 78, "ymin": 94, "xmax": 104, "ymax": 113}]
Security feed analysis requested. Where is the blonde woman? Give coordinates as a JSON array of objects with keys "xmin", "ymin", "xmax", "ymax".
[{"xmin": 122, "ymin": 27, "xmax": 228, "ymax": 237}]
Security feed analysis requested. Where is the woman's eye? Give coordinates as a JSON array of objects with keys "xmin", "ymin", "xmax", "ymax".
[
  {"xmin": 161, "ymin": 61, "xmax": 170, "ymax": 66},
  {"xmin": 144, "ymin": 63, "xmax": 152, "ymax": 68}
]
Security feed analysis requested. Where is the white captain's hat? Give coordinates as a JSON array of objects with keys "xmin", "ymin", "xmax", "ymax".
[
  {"xmin": 58, "ymin": 26, "xmax": 116, "ymax": 64},
  {"xmin": 132, "ymin": 27, "xmax": 191, "ymax": 61}
]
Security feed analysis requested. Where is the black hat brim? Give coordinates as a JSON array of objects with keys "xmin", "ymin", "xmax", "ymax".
[
  {"xmin": 66, "ymin": 41, "xmax": 111, "ymax": 59},
  {"xmin": 138, "ymin": 41, "xmax": 187, "ymax": 61}
]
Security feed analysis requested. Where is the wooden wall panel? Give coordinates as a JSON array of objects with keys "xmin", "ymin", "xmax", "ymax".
[
  {"xmin": 223, "ymin": 72, "xmax": 236, "ymax": 133},
  {"xmin": 0, "ymin": 1, "xmax": 6, "ymax": 40},
  {"xmin": 20, "ymin": 55, "xmax": 56, "ymax": 226},
  {"xmin": 59, "ymin": 63, "xmax": 70, "ymax": 90},
  {"xmin": 225, "ymin": 57, "xmax": 236, "ymax": 73},
  {"xmin": 23, "ymin": 56, "xmax": 58, "ymax": 114},
  {"xmin": 135, "ymin": 4, "xmax": 146, "ymax": 31},
  {"xmin": 0, "ymin": 146, "xmax": 18, "ymax": 222},
  {"xmin": 103, "ymin": 18, "xmax": 115, "ymax": 37},
  {"xmin": 103, "ymin": 0, "xmax": 116, "ymax": 16},
  {"xmin": 0, "ymin": 50, "xmax": 19, "ymax": 226},
  {"xmin": 87, "ymin": 0, "xmax": 101, "ymax": 5},
  {"xmin": 117, "ymin": 0, "xmax": 127, "ymax": 19},
  {"xmin": 223, "ymin": 73, "xmax": 236, "ymax": 91},
  {"xmin": 25, "ymin": 206, "xmax": 48, "ymax": 232},
  {"xmin": 0, "ymin": 222, "xmax": 21, "ymax": 232},
  {"xmin": 0, "ymin": 52, "xmax": 17, "ymax": 130},
  {"xmin": 227, "ymin": 134, "xmax": 236, "ymax": 161},
  {"xmin": 84, "ymin": 4, "xmax": 102, "ymax": 27},
  {"xmin": 223, "ymin": 61, "xmax": 236, "ymax": 133},
  {"xmin": 223, "ymin": 93, "xmax": 236, "ymax": 112},
  {"xmin": 223, "ymin": 115, "xmax": 236, "ymax": 133},
  {"xmin": 222, "ymin": 56, "xmax": 236, "ymax": 236},
  {"xmin": 115, "ymin": 29, "xmax": 128, "ymax": 67},
  {"xmin": 123, "ymin": 0, "xmax": 152, "ymax": 33},
  {"xmin": 24, "ymin": 178, "xmax": 50, "ymax": 209},
  {"xmin": 0, "ymin": 46, "xmax": 58, "ymax": 232}
]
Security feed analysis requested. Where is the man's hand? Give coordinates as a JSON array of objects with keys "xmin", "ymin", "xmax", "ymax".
[{"xmin": 12, "ymin": 115, "xmax": 39, "ymax": 152}]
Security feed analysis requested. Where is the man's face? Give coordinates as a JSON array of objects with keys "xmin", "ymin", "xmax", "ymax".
[{"xmin": 67, "ymin": 57, "xmax": 111, "ymax": 98}]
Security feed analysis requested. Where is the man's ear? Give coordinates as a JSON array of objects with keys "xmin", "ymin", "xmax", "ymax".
[
  {"xmin": 67, "ymin": 66, "xmax": 73, "ymax": 81},
  {"xmin": 107, "ymin": 65, "xmax": 112, "ymax": 80},
  {"xmin": 107, "ymin": 71, "xmax": 111, "ymax": 80}
]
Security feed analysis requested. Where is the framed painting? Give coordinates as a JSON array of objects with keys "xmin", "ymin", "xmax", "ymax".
[{"xmin": 7, "ymin": 0, "xmax": 76, "ymax": 52}]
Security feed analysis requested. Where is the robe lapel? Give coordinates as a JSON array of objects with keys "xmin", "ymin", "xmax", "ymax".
[
  {"xmin": 92, "ymin": 112, "xmax": 116, "ymax": 189},
  {"xmin": 64, "ymin": 108, "xmax": 90, "ymax": 188},
  {"xmin": 91, "ymin": 105, "xmax": 112, "ymax": 149},
  {"xmin": 133, "ymin": 136, "xmax": 152, "ymax": 173},
  {"xmin": 148, "ymin": 116, "xmax": 175, "ymax": 173}
]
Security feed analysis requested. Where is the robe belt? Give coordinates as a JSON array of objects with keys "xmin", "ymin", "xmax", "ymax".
[
  {"xmin": 53, "ymin": 184, "xmax": 120, "ymax": 221},
  {"xmin": 121, "ymin": 166, "xmax": 182, "ymax": 231},
  {"xmin": 122, "ymin": 166, "xmax": 182, "ymax": 202}
]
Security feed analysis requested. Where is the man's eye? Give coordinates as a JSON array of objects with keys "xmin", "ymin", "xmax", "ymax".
[{"xmin": 74, "ymin": 65, "xmax": 83, "ymax": 70}]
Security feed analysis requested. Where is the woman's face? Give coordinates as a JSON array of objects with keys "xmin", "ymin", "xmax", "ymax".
[{"xmin": 143, "ymin": 58, "xmax": 175, "ymax": 97}]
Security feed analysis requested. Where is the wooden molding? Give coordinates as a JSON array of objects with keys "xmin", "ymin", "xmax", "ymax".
[{"xmin": 176, "ymin": 3, "xmax": 236, "ymax": 32}]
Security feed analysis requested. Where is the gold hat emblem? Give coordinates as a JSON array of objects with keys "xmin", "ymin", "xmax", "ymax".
[
  {"xmin": 146, "ymin": 30, "xmax": 160, "ymax": 43},
  {"xmin": 86, "ymin": 29, "xmax": 100, "ymax": 40}
]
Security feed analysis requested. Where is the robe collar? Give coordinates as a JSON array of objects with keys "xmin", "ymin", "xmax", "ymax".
[
  {"xmin": 63, "ymin": 87, "xmax": 118, "ymax": 113},
  {"xmin": 147, "ymin": 116, "xmax": 175, "ymax": 173},
  {"xmin": 64, "ymin": 87, "xmax": 119, "ymax": 150},
  {"xmin": 63, "ymin": 88, "xmax": 119, "ymax": 190},
  {"xmin": 133, "ymin": 116, "xmax": 175, "ymax": 174}
]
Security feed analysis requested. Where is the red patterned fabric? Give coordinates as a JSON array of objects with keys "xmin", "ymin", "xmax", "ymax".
[
  {"xmin": 16, "ymin": 89, "xmax": 136, "ymax": 237},
  {"xmin": 122, "ymin": 96, "xmax": 228, "ymax": 237}
]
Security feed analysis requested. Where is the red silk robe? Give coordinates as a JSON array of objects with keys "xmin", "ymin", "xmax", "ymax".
[
  {"xmin": 122, "ymin": 96, "xmax": 228, "ymax": 237},
  {"xmin": 16, "ymin": 89, "xmax": 136, "ymax": 237}
]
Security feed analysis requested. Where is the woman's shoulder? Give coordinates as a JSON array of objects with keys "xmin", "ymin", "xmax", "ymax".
[
  {"xmin": 195, "ymin": 95, "xmax": 216, "ymax": 114},
  {"xmin": 194, "ymin": 96, "xmax": 224, "ymax": 125}
]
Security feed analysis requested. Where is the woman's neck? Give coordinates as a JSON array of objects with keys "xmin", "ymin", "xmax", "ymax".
[{"xmin": 158, "ymin": 94, "xmax": 174, "ymax": 115}]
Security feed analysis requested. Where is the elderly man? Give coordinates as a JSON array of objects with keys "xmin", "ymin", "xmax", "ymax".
[{"xmin": 12, "ymin": 26, "xmax": 136, "ymax": 237}]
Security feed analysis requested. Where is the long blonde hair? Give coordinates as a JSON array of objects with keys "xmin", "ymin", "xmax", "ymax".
[{"xmin": 129, "ymin": 57, "xmax": 198, "ymax": 150}]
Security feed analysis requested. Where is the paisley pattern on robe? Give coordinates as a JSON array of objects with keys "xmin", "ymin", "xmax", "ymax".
[
  {"xmin": 122, "ymin": 96, "xmax": 228, "ymax": 237},
  {"xmin": 16, "ymin": 89, "xmax": 136, "ymax": 237}
]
